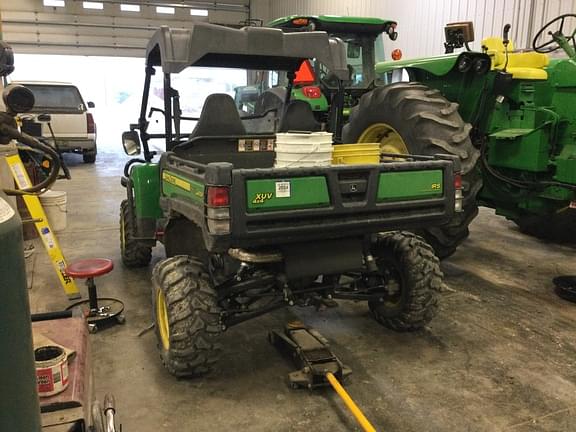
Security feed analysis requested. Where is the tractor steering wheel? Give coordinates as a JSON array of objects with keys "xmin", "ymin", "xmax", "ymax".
[{"xmin": 532, "ymin": 13, "xmax": 576, "ymax": 54}]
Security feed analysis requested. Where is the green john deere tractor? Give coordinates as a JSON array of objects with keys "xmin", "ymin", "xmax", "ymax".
[
  {"xmin": 374, "ymin": 15, "xmax": 576, "ymax": 245},
  {"xmin": 119, "ymin": 23, "xmax": 462, "ymax": 377},
  {"xmin": 267, "ymin": 14, "xmax": 576, "ymax": 255}
]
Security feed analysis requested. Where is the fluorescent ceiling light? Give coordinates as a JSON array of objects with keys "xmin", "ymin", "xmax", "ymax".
[
  {"xmin": 120, "ymin": 3, "xmax": 140, "ymax": 12},
  {"xmin": 43, "ymin": 0, "xmax": 65, "ymax": 6},
  {"xmin": 83, "ymin": 1, "xmax": 104, "ymax": 9},
  {"xmin": 190, "ymin": 9, "xmax": 208, "ymax": 16},
  {"xmin": 156, "ymin": 6, "xmax": 175, "ymax": 14}
]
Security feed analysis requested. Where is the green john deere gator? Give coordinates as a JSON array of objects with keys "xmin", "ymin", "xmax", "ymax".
[
  {"xmin": 119, "ymin": 23, "xmax": 462, "ymax": 377},
  {"xmin": 265, "ymin": 14, "xmax": 576, "ymax": 256}
]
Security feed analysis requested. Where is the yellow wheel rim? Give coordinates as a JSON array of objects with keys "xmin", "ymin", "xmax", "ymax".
[
  {"xmin": 358, "ymin": 123, "xmax": 408, "ymax": 157},
  {"xmin": 156, "ymin": 288, "xmax": 170, "ymax": 350}
]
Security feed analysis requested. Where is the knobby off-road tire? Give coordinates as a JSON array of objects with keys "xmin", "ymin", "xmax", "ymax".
[
  {"xmin": 120, "ymin": 199, "xmax": 152, "ymax": 268},
  {"xmin": 369, "ymin": 231, "xmax": 443, "ymax": 331},
  {"xmin": 152, "ymin": 256, "xmax": 222, "ymax": 377},
  {"xmin": 342, "ymin": 82, "xmax": 482, "ymax": 258}
]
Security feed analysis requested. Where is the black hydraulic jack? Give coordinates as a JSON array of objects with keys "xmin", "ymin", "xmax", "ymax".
[{"xmin": 268, "ymin": 322, "xmax": 352, "ymax": 389}]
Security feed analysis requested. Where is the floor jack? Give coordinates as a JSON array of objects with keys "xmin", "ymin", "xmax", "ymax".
[{"xmin": 269, "ymin": 322, "xmax": 377, "ymax": 432}]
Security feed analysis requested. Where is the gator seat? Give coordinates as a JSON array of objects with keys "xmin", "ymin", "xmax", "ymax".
[
  {"xmin": 190, "ymin": 93, "xmax": 247, "ymax": 138},
  {"xmin": 278, "ymin": 100, "xmax": 321, "ymax": 132},
  {"xmin": 482, "ymin": 37, "xmax": 549, "ymax": 80},
  {"xmin": 174, "ymin": 93, "xmax": 275, "ymax": 168}
]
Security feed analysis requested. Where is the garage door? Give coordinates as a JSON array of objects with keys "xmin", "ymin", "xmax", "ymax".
[{"xmin": 1, "ymin": 0, "xmax": 250, "ymax": 57}]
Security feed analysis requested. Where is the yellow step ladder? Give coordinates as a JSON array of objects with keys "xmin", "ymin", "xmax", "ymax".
[{"xmin": 6, "ymin": 153, "xmax": 80, "ymax": 299}]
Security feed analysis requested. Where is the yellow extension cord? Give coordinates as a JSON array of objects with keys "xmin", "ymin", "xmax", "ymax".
[{"xmin": 325, "ymin": 372, "xmax": 377, "ymax": 432}]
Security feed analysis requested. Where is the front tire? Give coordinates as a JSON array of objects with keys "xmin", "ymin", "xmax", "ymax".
[
  {"xmin": 83, "ymin": 149, "xmax": 96, "ymax": 164},
  {"xmin": 120, "ymin": 199, "xmax": 152, "ymax": 267},
  {"xmin": 343, "ymin": 82, "xmax": 481, "ymax": 258},
  {"xmin": 368, "ymin": 231, "xmax": 443, "ymax": 331},
  {"xmin": 152, "ymin": 256, "xmax": 222, "ymax": 377}
]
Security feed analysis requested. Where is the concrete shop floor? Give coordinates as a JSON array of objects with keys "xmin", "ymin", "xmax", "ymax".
[{"xmin": 27, "ymin": 150, "xmax": 576, "ymax": 432}]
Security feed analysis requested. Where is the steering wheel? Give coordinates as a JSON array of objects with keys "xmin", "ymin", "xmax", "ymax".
[{"xmin": 532, "ymin": 13, "xmax": 576, "ymax": 53}]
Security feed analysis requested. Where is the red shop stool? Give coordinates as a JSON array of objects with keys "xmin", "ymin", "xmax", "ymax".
[{"xmin": 65, "ymin": 258, "xmax": 125, "ymax": 333}]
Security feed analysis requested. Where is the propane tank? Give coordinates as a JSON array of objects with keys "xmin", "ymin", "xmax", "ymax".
[{"xmin": 0, "ymin": 191, "xmax": 41, "ymax": 431}]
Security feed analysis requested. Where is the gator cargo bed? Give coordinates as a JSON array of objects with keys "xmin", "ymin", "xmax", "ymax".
[{"xmin": 159, "ymin": 152, "xmax": 457, "ymax": 251}]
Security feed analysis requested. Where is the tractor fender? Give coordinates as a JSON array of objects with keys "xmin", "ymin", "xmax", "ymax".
[{"xmin": 375, "ymin": 52, "xmax": 491, "ymax": 78}]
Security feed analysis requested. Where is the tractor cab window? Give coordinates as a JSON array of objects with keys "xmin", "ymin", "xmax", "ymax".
[{"xmin": 374, "ymin": 34, "xmax": 386, "ymax": 63}]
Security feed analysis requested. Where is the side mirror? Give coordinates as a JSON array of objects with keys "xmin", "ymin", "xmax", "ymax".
[
  {"xmin": 37, "ymin": 113, "xmax": 52, "ymax": 122},
  {"xmin": 122, "ymin": 131, "xmax": 141, "ymax": 156},
  {"xmin": 87, "ymin": 101, "xmax": 95, "ymax": 108}
]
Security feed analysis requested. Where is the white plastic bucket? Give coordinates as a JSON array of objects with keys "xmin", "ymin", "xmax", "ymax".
[
  {"xmin": 275, "ymin": 132, "xmax": 333, "ymax": 168},
  {"xmin": 39, "ymin": 190, "xmax": 67, "ymax": 232}
]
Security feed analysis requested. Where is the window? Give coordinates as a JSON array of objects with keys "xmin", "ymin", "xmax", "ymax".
[
  {"xmin": 190, "ymin": 9, "xmax": 208, "ymax": 17},
  {"xmin": 24, "ymin": 85, "xmax": 85, "ymax": 113},
  {"xmin": 156, "ymin": 6, "xmax": 175, "ymax": 14},
  {"xmin": 120, "ymin": 4, "xmax": 140, "ymax": 12},
  {"xmin": 43, "ymin": 0, "xmax": 65, "ymax": 6},
  {"xmin": 83, "ymin": 1, "xmax": 104, "ymax": 10}
]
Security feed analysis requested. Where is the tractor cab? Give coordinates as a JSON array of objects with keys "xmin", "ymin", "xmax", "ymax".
[{"xmin": 268, "ymin": 15, "xmax": 398, "ymax": 89}]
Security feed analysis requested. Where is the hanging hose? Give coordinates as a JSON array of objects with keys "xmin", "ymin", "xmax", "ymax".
[
  {"xmin": 325, "ymin": 372, "xmax": 377, "ymax": 432},
  {"xmin": 0, "ymin": 121, "xmax": 61, "ymax": 196}
]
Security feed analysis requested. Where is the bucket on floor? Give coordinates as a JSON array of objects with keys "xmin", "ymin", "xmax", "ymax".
[
  {"xmin": 35, "ymin": 345, "xmax": 69, "ymax": 397},
  {"xmin": 332, "ymin": 143, "xmax": 381, "ymax": 165},
  {"xmin": 275, "ymin": 132, "xmax": 333, "ymax": 168},
  {"xmin": 39, "ymin": 190, "xmax": 67, "ymax": 232}
]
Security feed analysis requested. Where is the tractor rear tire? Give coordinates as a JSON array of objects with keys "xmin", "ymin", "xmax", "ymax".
[
  {"xmin": 152, "ymin": 256, "xmax": 222, "ymax": 377},
  {"xmin": 120, "ymin": 199, "xmax": 152, "ymax": 268},
  {"xmin": 515, "ymin": 209, "xmax": 576, "ymax": 244},
  {"xmin": 342, "ymin": 82, "xmax": 481, "ymax": 259},
  {"xmin": 369, "ymin": 231, "xmax": 443, "ymax": 331}
]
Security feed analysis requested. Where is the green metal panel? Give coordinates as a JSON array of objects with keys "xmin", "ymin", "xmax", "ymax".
[
  {"xmin": 161, "ymin": 170, "xmax": 204, "ymax": 204},
  {"xmin": 555, "ymin": 143, "xmax": 576, "ymax": 184},
  {"xmin": 377, "ymin": 170, "xmax": 443, "ymax": 201},
  {"xmin": 291, "ymin": 87, "xmax": 328, "ymax": 112},
  {"xmin": 246, "ymin": 176, "xmax": 330, "ymax": 212},
  {"xmin": 487, "ymin": 129, "xmax": 550, "ymax": 172},
  {"xmin": 131, "ymin": 163, "xmax": 163, "ymax": 219}
]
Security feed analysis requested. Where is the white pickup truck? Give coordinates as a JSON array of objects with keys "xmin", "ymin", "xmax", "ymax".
[{"xmin": 13, "ymin": 81, "xmax": 98, "ymax": 163}]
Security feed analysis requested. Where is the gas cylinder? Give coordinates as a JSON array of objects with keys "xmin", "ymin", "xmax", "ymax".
[{"xmin": 0, "ymin": 191, "xmax": 41, "ymax": 431}]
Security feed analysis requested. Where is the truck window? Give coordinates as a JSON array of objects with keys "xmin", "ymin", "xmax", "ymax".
[{"xmin": 25, "ymin": 84, "xmax": 85, "ymax": 113}]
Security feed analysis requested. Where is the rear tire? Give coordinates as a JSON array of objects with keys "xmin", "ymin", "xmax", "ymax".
[
  {"xmin": 120, "ymin": 199, "xmax": 152, "ymax": 267},
  {"xmin": 343, "ymin": 82, "xmax": 481, "ymax": 258},
  {"xmin": 152, "ymin": 256, "xmax": 222, "ymax": 377},
  {"xmin": 368, "ymin": 231, "xmax": 443, "ymax": 331}
]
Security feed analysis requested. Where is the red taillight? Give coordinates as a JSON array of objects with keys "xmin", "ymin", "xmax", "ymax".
[
  {"xmin": 86, "ymin": 112, "xmax": 95, "ymax": 134},
  {"xmin": 391, "ymin": 49, "xmax": 403, "ymax": 61},
  {"xmin": 302, "ymin": 86, "xmax": 322, "ymax": 99},
  {"xmin": 454, "ymin": 173, "xmax": 462, "ymax": 190},
  {"xmin": 207, "ymin": 186, "xmax": 230, "ymax": 207}
]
